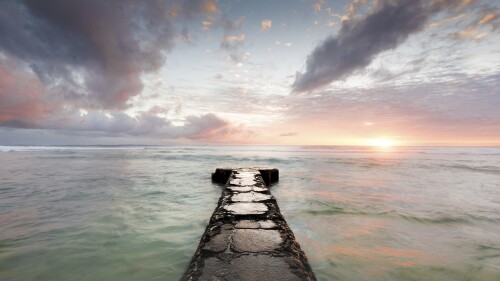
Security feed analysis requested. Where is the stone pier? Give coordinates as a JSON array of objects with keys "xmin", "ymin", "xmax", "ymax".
[{"xmin": 181, "ymin": 168, "xmax": 316, "ymax": 281}]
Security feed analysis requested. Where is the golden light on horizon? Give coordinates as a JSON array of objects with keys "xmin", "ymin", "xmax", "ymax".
[{"xmin": 368, "ymin": 138, "xmax": 396, "ymax": 147}]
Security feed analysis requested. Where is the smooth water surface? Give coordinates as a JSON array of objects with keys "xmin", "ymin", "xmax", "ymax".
[{"xmin": 1, "ymin": 146, "xmax": 499, "ymax": 280}]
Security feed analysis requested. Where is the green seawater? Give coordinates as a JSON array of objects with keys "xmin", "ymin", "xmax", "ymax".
[{"xmin": 0, "ymin": 146, "xmax": 499, "ymax": 280}]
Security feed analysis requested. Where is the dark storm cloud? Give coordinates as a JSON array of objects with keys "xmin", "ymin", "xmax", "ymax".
[
  {"xmin": 0, "ymin": 0, "xmax": 217, "ymax": 109},
  {"xmin": 292, "ymin": 0, "xmax": 473, "ymax": 92}
]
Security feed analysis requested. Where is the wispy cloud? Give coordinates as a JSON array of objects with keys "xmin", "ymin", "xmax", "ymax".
[
  {"xmin": 278, "ymin": 132, "xmax": 297, "ymax": 137},
  {"xmin": 261, "ymin": 19, "xmax": 272, "ymax": 31},
  {"xmin": 286, "ymin": 70, "xmax": 500, "ymax": 143},
  {"xmin": 478, "ymin": 12, "xmax": 497, "ymax": 25},
  {"xmin": 221, "ymin": 34, "xmax": 248, "ymax": 63},
  {"xmin": 312, "ymin": 0, "xmax": 325, "ymax": 12},
  {"xmin": 215, "ymin": 15, "xmax": 247, "ymax": 63}
]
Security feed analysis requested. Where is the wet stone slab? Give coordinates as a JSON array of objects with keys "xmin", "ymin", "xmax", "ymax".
[
  {"xmin": 231, "ymin": 229, "xmax": 282, "ymax": 252},
  {"xmin": 252, "ymin": 186, "xmax": 267, "ymax": 192},
  {"xmin": 233, "ymin": 171, "xmax": 257, "ymax": 178},
  {"xmin": 229, "ymin": 178, "xmax": 257, "ymax": 186},
  {"xmin": 198, "ymin": 255, "xmax": 304, "ymax": 281},
  {"xmin": 226, "ymin": 185, "xmax": 268, "ymax": 192},
  {"xmin": 231, "ymin": 192, "xmax": 273, "ymax": 202},
  {"xmin": 225, "ymin": 185, "xmax": 253, "ymax": 192},
  {"xmin": 203, "ymin": 225, "xmax": 233, "ymax": 252},
  {"xmin": 223, "ymin": 202, "xmax": 268, "ymax": 215},
  {"xmin": 235, "ymin": 220, "xmax": 277, "ymax": 229}
]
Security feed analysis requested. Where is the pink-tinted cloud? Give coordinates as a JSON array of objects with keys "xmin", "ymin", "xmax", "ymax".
[
  {"xmin": 0, "ymin": 64, "xmax": 56, "ymax": 126},
  {"xmin": 0, "ymin": 0, "xmax": 255, "ymax": 142},
  {"xmin": 0, "ymin": 0, "xmax": 219, "ymax": 110},
  {"xmin": 284, "ymin": 71, "xmax": 500, "ymax": 144},
  {"xmin": 3, "ymin": 107, "xmax": 247, "ymax": 141}
]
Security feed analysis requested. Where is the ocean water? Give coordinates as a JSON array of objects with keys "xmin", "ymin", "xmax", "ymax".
[{"xmin": 0, "ymin": 145, "xmax": 499, "ymax": 281}]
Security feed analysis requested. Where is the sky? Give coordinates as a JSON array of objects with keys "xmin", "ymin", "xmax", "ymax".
[{"xmin": 0, "ymin": 0, "xmax": 499, "ymax": 146}]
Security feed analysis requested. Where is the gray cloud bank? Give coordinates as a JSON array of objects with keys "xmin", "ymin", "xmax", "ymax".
[
  {"xmin": 292, "ymin": 0, "xmax": 472, "ymax": 92},
  {"xmin": 0, "ymin": 0, "xmax": 248, "ymax": 141},
  {"xmin": 0, "ymin": 0, "xmax": 218, "ymax": 109},
  {"xmin": 1, "ymin": 109, "xmax": 241, "ymax": 141}
]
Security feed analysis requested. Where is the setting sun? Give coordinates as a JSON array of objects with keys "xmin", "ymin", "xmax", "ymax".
[{"xmin": 368, "ymin": 138, "xmax": 396, "ymax": 147}]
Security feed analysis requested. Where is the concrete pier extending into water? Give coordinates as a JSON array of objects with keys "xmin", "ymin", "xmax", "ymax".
[{"xmin": 181, "ymin": 168, "xmax": 316, "ymax": 281}]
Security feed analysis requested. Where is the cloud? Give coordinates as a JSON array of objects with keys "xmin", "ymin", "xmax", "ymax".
[
  {"xmin": 0, "ymin": 61, "xmax": 56, "ymax": 125},
  {"xmin": 0, "ymin": 0, "xmax": 218, "ymax": 110},
  {"xmin": 448, "ymin": 27, "xmax": 481, "ymax": 40},
  {"xmin": 223, "ymin": 34, "xmax": 246, "ymax": 43},
  {"xmin": 286, "ymin": 70, "xmax": 500, "ymax": 142},
  {"xmin": 446, "ymin": 6, "xmax": 498, "ymax": 41},
  {"xmin": 217, "ymin": 15, "xmax": 245, "ymax": 32},
  {"xmin": 292, "ymin": 0, "xmax": 473, "ymax": 93},
  {"xmin": 345, "ymin": 0, "xmax": 369, "ymax": 19},
  {"xmin": 202, "ymin": 20, "xmax": 213, "ymax": 30},
  {"xmin": 182, "ymin": 0, "xmax": 219, "ymax": 17},
  {"xmin": 217, "ymin": 16, "xmax": 246, "ymax": 60},
  {"xmin": 215, "ymin": 16, "xmax": 247, "ymax": 63},
  {"xmin": 0, "ymin": 0, "xmax": 248, "ymax": 142},
  {"xmin": 478, "ymin": 13, "xmax": 497, "ymax": 25},
  {"xmin": 472, "ymin": 7, "xmax": 499, "ymax": 31},
  {"xmin": 275, "ymin": 41, "xmax": 292, "ymax": 47},
  {"xmin": 426, "ymin": 13, "xmax": 466, "ymax": 29},
  {"xmin": 0, "ymin": 105, "xmax": 241, "ymax": 140},
  {"xmin": 278, "ymin": 132, "xmax": 297, "ymax": 137},
  {"xmin": 221, "ymin": 34, "xmax": 248, "ymax": 63},
  {"xmin": 261, "ymin": 19, "xmax": 272, "ymax": 31},
  {"xmin": 181, "ymin": 113, "xmax": 230, "ymax": 139},
  {"xmin": 312, "ymin": 0, "xmax": 325, "ymax": 12}
]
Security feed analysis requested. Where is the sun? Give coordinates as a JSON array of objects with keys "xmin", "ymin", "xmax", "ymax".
[{"xmin": 368, "ymin": 138, "xmax": 395, "ymax": 147}]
